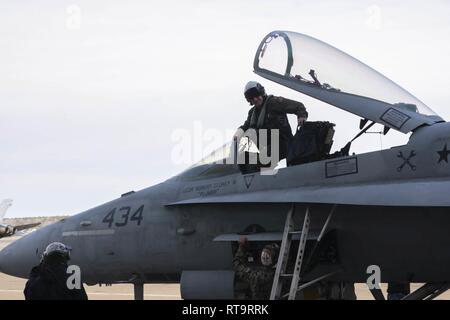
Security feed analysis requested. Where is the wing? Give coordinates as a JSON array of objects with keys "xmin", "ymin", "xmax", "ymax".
[{"xmin": 14, "ymin": 222, "xmax": 41, "ymax": 231}]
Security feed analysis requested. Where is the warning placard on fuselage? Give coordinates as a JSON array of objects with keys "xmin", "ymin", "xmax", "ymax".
[{"xmin": 325, "ymin": 157, "xmax": 358, "ymax": 178}]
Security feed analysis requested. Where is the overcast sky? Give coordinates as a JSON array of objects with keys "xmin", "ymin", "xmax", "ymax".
[{"xmin": 1, "ymin": 0, "xmax": 450, "ymax": 217}]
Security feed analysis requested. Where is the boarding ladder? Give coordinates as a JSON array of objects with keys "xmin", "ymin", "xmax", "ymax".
[{"xmin": 270, "ymin": 204, "xmax": 336, "ymax": 300}]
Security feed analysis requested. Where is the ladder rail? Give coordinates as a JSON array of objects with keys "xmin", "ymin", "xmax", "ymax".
[
  {"xmin": 317, "ymin": 204, "xmax": 336, "ymax": 242},
  {"xmin": 270, "ymin": 204, "xmax": 295, "ymax": 300},
  {"xmin": 288, "ymin": 207, "xmax": 311, "ymax": 300},
  {"xmin": 303, "ymin": 204, "xmax": 337, "ymax": 273},
  {"xmin": 282, "ymin": 270, "xmax": 340, "ymax": 299},
  {"xmin": 271, "ymin": 204, "xmax": 338, "ymax": 300}
]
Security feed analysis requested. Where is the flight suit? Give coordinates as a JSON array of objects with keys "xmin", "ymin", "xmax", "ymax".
[
  {"xmin": 239, "ymin": 95, "xmax": 308, "ymax": 164},
  {"xmin": 233, "ymin": 245, "xmax": 274, "ymax": 300}
]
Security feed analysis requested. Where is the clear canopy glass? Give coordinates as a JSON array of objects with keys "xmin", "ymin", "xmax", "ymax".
[{"xmin": 255, "ymin": 31, "xmax": 437, "ymax": 117}]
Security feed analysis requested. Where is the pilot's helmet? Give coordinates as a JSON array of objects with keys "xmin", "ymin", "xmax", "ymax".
[
  {"xmin": 260, "ymin": 243, "xmax": 280, "ymax": 267},
  {"xmin": 42, "ymin": 242, "xmax": 72, "ymax": 261},
  {"xmin": 244, "ymin": 81, "xmax": 266, "ymax": 103}
]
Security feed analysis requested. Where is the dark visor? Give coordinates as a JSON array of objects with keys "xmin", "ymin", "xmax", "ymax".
[{"xmin": 245, "ymin": 87, "xmax": 262, "ymax": 101}]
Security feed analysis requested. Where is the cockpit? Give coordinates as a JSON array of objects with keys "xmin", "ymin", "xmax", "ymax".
[
  {"xmin": 176, "ymin": 30, "xmax": 445, "ymax": 181},
  {"xmin": 177, "ymin": 121, "xmax": 335, "ymax": 180}
]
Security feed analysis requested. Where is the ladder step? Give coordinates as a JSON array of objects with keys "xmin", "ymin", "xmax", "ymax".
[
  {"xmin": 289, "ymin": 231, "xmax": 302, "ymax": 235},
  {"xmin": 281, "ymin": 274, "xmax": 293, "ymax": 277}
]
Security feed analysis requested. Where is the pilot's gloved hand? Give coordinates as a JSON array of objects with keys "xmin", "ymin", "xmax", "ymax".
[
  {"xmin": 233, "ymin": 128, "xmax": 245, "ymax": 140},
  {"xmin": 233, "ymin": 128, "xmax": 245, "ymax": 143},
  {"xmin": 297, "ymin": 116, "xmax": 307, "ymax": 125}
]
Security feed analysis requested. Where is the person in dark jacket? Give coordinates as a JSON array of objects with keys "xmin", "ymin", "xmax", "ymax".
[
  {"xmin": 24, "ymin": 242, "xmax": 88, "ymax": 300},
  {"xmin": 387, "ymin": 282, "xmax": 410, "ymax": 300},
  {"xmin": 234, "ymin": 81, "xmax": 308, "ymax": 168}
]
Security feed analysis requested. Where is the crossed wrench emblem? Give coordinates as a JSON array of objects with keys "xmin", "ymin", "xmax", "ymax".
[{"xmin": 397, "ymin": 150, "xmax": 417, "ymax": 172}]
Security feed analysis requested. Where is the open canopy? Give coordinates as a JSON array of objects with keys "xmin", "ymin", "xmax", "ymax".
[{"xmin": 254, "ymin": 31, "xmax": 443, "ymax": 133}]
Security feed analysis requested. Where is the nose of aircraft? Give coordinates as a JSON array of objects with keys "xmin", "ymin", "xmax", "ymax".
[
  {"xmin": 0, "ymin": 243, "xmax": 14, "ymax": 274},
  {"xmin": 0, "ymin": 232, "xmax": 45, "ymax": 279}
]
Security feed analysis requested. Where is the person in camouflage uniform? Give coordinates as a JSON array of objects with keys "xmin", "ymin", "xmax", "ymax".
[{"xmin": 233, "ymin": 236, "xmax": 279, "ymax": 300}]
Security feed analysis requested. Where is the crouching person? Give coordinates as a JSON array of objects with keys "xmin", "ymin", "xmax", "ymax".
[{"xmin": 233, "ymin": 236, "xmax": 279, "ymax": 300}]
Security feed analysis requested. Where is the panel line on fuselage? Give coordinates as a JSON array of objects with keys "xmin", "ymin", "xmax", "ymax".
[{"xmin": 62, "ymin": 229, "xmax": 115, "ymax": 237}]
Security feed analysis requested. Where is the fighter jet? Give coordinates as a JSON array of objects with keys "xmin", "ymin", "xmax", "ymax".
[
  {"xmin": 1, "ymin": 30, "xmax": 449, "ymax": 300},
  {"xmin": 0, "ymin": 199, "xmax": 41, "ymax": 239}
]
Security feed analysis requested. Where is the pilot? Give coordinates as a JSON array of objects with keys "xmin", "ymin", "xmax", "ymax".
[
  {"xmin": 24, "ymin": 242, "xmax": 88, "ymax": 300},
  {"xmin": 234, "ymin": 81, "xmax": 308, "ymax": 167},
  {"xmin": 233, "ymin": 236, "xmax": 279, "ymax": 299}
]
